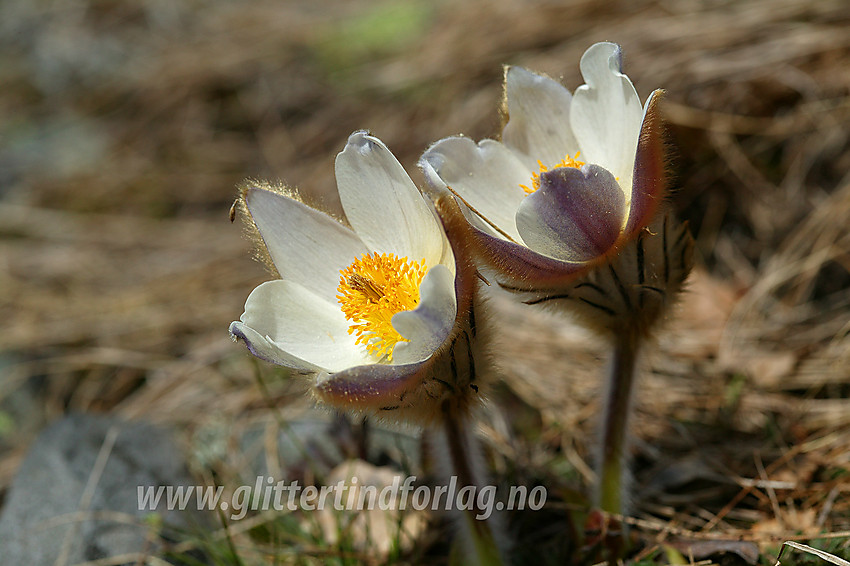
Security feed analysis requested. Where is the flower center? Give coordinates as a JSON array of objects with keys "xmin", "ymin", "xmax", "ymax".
[
  {"xmin": 520, "ymin": 152, "xmax": 585, "ymax": 195},
  {"xmin": 337, "ymin": 252, "xmax": 428, "ymax": 361}
]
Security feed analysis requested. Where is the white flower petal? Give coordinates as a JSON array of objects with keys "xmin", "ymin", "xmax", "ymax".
[
  {"xmin": 391, "ymin": 264, "xmax": 456, "ymax": 365},
  {"xmin": 236, "ymin": 279, "xmax": 372, "ymax": 373},
  {"xmin": 229, "ymin": 321, "xmax": 320, "ymax": 372},
  {"xmin": 570, "ymin": 42, "xmax": 643, "ymax": 194},
  {"xmin": 335, "ymin": 131, "xmax": 445, "ymax": 269},
  {"xmin": 244, "ymin": 187, "xmax": 368, "ymax": 303},
  {"xmin": 421, "ymin": 136, "xmax": 529, "ymax": 242},
  {"xmin": 420, "ymin": 159, "xmax": 496, "ymax": 239},
  {"xmin": 502, "ymin": 66, "xmax": 579, "ymax": 170}
]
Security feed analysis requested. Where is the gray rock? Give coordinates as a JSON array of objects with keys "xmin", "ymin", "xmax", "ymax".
[{"xmin": 0, "ymin": 413, "xmax": 206, "ymax": 565}]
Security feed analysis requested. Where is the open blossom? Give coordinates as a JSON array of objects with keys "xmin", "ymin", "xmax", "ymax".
[
  {"xmin": 230, "ymin": 132, "xmax": 483, "ymax": 422},
  {"xmin": 420, "ymin": 42, "xmax": 692, "ymax": 334}
]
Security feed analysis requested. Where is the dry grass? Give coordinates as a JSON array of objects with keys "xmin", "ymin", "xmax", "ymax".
[{"xmin": 1, "ymin": 0, "xmax": 849, "ymax": 563}]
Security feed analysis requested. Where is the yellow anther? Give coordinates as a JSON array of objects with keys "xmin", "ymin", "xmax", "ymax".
[
  {"xmin": 337, "ymin": 252, "xmax": 427, "ymax": 361},
  {"xmin": 520, "ymin": 152, "xmax": 585, "ymax": 195}
]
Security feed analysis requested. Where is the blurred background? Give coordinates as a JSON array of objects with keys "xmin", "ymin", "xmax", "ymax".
[{"xmin": 1, "ymin": 0, "xmax": 849, "ymax": 563}]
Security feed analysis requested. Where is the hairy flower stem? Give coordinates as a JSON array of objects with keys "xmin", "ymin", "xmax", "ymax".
[
  {"xmin": 441, "ymin": 404, "xmax": 505, "ymax": 566},
  {"xmin": 597, "ymin": 329, "xmax": 642, "ymax": 517}
]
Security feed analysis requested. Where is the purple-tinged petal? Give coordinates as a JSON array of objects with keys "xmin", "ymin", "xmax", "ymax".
[
  {"xmin": 392, "ymin": 264, "xmax": 457, "ymax": 365},
  {"xmin": 312, "ymin": 323, "xmax": 476, "ymax": 422},
  {"xmin": 516, "ymin": 164, "xmax": 625, "ymax": 262},
  {"xmin": 432, "ymin": 190, "xmax": 593, "ymax": 293},
  {"xmin": 315, "ymin": 359, "xmax": 431, "ymax": 414},
  {"xmin": 229, "ymin": 321, "xmax": 321, "ymax": 372},
  {"xmin": 624, "ymin": 89, "xmax": 666, "ymax": 238},
  {"xmin": 233, "ymin": 279, "xmax": 371, "ymax": 373}
]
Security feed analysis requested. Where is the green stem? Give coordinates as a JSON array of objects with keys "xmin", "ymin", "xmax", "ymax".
[
  {"xmin": 597, "ymin": 330, "xmax": 641, "ymax": 516},
  {"xmin": 441, "ymin": 404, "xmax": 505, "ymax": 566}
]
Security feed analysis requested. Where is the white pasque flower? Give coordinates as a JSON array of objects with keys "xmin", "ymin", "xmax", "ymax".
[
  {"xmin": 420, "ymin": 42, "xmax": 692, "ymax": 336},
  {"xmin": 230, "ymin": 131, "xmax": 457, "ymax": 376},
  {"xmin": 420, "ymin": 41, "xmax": 664, "ymax": 267}
]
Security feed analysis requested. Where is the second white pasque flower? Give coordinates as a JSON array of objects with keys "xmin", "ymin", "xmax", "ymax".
[
  {"xmin": 421, "ymin": 42, "xmax": 691, "ymax": 335},
  {"xmin": 421, "ymin": 42, "xmax": 664, "ymax": 265}
]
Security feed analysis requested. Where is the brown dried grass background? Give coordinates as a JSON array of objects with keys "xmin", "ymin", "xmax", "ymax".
[{"xmin": 1, "ymin": 0, "xmax": 849, "ymax": 560}]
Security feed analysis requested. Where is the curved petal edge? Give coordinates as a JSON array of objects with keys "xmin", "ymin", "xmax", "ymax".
[{"xmin": 624, "ymin": 89, "xmax": 667, "ymax": 238}]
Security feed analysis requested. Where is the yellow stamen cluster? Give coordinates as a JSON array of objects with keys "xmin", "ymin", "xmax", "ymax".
[
  {"xmin": 520, "ymin": 152, "xmax": 585, "ymax": 195},
  {"xmin": 337, "ymin": 252, "xmax": 428, "ymax": 361}
]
